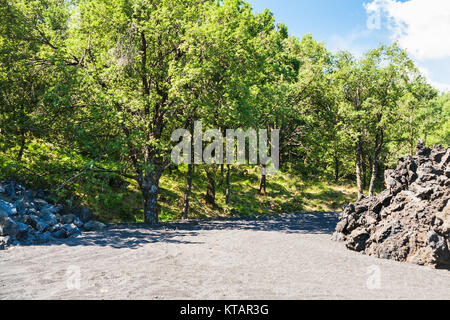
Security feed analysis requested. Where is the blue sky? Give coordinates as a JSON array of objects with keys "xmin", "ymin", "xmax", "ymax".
[{"xmin": 247, "ymin": 0, "xmax": 450, "ymax": 92}]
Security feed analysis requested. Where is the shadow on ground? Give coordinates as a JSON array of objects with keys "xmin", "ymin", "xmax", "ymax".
[
  {"xmin": 17, "ymin": 212, "xmax": 340, "ymax": 250},
  {"xmin": 163, "ymin": 212, "xmax": 339, "ymax": 234}
]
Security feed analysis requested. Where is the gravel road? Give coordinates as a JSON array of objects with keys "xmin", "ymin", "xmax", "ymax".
[{"xmin": 1, "ymin": 212, "xmax": 449, "ymax": 300}]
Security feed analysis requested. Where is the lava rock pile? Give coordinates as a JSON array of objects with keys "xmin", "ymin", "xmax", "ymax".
[
  {"xmin": 0, "ymin": 180, "xmax": 106, "ymax": 250},
  {"xmin": 332, "ymin": 142, "xmax": 449, "ymax": 268}
]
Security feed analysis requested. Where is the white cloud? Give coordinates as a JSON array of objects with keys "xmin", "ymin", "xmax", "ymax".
[
  {"xmin": 364, "ymin": 0, "xmax": 450, "ymax": 60},
  {"xmin": 364, "ymin": 0, "xmax": 450, "ymax": 92},
  {"xmin": 430, "ymin": 81, "xmax": 450, "ymax": 93},
  {"xmin": 327, "ymin": 29, "xmax": 372, "ymax": 58},
  {"xmin": 417, "ymin": 65, "xmax": 450, "ymax": 92}
]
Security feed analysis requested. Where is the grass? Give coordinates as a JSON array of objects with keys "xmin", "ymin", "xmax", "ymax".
[
  {"xmin": 0, "ymin": 139, "xmax": 400, "ymax": 224},
  {"xmin": 96, "ymin": 165, "xmax": 359, "ymax": 223},
  {"xmin": 0, "ymin": 142, "xmax": 359, "ymax": 223}
]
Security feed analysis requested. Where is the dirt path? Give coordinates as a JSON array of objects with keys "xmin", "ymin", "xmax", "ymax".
[{"xmin": 1, "ymin": 212, "xmax": 449, "ymax": 300}]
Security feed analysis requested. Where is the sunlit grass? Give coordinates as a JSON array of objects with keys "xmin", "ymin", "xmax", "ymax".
[
  {"xmin": 2, "ymin": 145, "xmax": 358, "ymax": 223},
  {"xmin": 113, "ymin": 165, "xmax": 359, "ymax": 223}
]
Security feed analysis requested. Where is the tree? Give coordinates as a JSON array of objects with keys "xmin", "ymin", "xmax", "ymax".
[
  {"xmin": 1, "ymin": 0, "xmax": 445, "ymax": 223},
  {"xmin": 334, "ymin": 44, "xmax": 422, "ymax": 197},
  {"xmin": 172, "ymin": 0, "xmax": 285, "ymax": 205},
  {"xmin": 362, "ymin": 44, "xmax": 417, "ymax": 196},
  {"xmin": 65, "ymin": 0, "xmax": 204, "ymax": 224},
  {"xmin": 0, "ymin": 0, "xmax": 76, "ymax": 178}
]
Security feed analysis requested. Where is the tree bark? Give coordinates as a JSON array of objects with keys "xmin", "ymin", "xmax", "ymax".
[
  {"xmin": 354, "ymin": 86, "xmax": 364, "ymax": 200},
  {"xmin": 16, "ymin": 132, "xmax": 26, "ymax": 162},
  {"xmin": 355, "ymin": 136, "xmax": 364, "ymax": 200},
  {"xmin": 225, "ymin": 164, "xmax": 231, "ymax": 204},
  {"xmin": 409, "ymin": 114, "xmax": 414, "ymax": 155},
  {"xmin": 141, "ymin": 178, "xmax": 160, "ymax": 225},
  {"xmin": 182, "ymin": 163, "xmax": 193, "ymax": 219},
  {"xmin": 368, "ymin": 130, "xmax": 383, "ymax": 197},
  {"xmin": 219, "ymin": 164, "xmax": 224, "ymax": 186},
  {"xmin": 333, "ymin": 140, "xmax": 339, "ymax": 183},
  {"xmin": 334, "ymin": 156, "xmax": 339, "ymax": 183},
  {"xmin": 368, "ymin": 159, "xmax": 379, "ymax": 197},
  {"xmin": 205, "ymin": 167, "xmax": 216, "ymax": 207},
  {"xmin": 143, "ymin": 189, "xmax": 159, "ymax": 225},
  {"xmin": 137, "ymin": 165, "xmax": 162, "ymax": 225},
  {"xmin": 362, "ymin": 150, "xmax": 367, "ymax": 191},
  {"xmin": 259, "ymin": 164, "xmax": 267, "ymax": 195},
  {"xmin": 182, "ymin": 120, "xmax": 194, "ymax": 220}
]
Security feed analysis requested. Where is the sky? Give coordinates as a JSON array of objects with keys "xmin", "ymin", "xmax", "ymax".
[{"xmin": 248, "ymin": 0, "xmax": 450, "ymax": 92}]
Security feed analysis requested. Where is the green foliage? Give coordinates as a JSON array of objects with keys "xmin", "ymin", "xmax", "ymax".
[{"xmin": 0, "ymin": 0, "xmax": 448, "ymax": 223}]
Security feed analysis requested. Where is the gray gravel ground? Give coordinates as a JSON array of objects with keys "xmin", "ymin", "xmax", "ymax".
[{"xmin": 1, "ymin": 212, "xmax": 449, "ymax": 300}]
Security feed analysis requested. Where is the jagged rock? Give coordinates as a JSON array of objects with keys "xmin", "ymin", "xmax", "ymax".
[
  {"xmin": 73, "ymin": 217, "xmax": 84, "ymax": 228},
  {"xmin": 54, "ymin": 213, "xmax": 63, "ymax": 223},
  {"xmin": 15, "ymin": 221, "xmax": 31, "ymax": 242},
  {"xmin": 346, "ymin": 229, "xmax": 370, "ymax": 252},
  {"xmin": 331, "ymin": 231, "xmax": 346, "ymax": 242},
  {"xmin": 4, "ymin": 181, "xmax": 16, "ymax": 198},
  {"xmin": 52, "ymin": 228, "xmax": 68, "ymax": 239},
  {"xmin": 36, "ymin": 221, "xmax": 49, "ymax": 233},
  {"xmin": 61, "ymin": 214, "xmax": 77, "ymax": 224},
  {"xmin": 23, "ymin": 214, "xmax": 39, "ymax": 229},
  {"xmin": 35, "ymin": 231, "xmax": 54, "ymax": 244},
  {"xmin": 333, "ymin": 142, "xmax": 450, "ymax": 269},
  {"xmin": 39, "ymin": 212, "xmax": 58, "ymax": 226},
  {"xmin": 83, "ymin": 220, "xmax": 106, "ymax": 231},
  {"xmin": 61, "ymin": 213, "xmax": 85, "ymax": 227},
  {"xmin": 0, "ymin": 179, "xmax": 106, "ymax": 250},
  {"xmin": 0, "ymin": 199, "xmax": 16, "ymax": 216},
  {"xmin": 49, "ymin": 223, "xmax": 63, "ymax": 233},
  {"xmin": 0, "ymin": 217, "xmax": 20, "ymax": 237},
  {"xmin": 76, "ymin": 206, "xmax": 94, "ymax": 223},
  {"xmin": 34, "ymin": 198, "xmax": 49, "ymax": 208},
  {"xmin": 62, "ymin": 224, "xmax": 82, "ymax": 237},
  {"xmin": 14, "ymin": 199, "xmax": 28, "ymax": 215},
  {"xmin": 0, "ymin": 235, "xmax": 13, "ymax": 249},
  {"xmin": 39, "ymin": 204, "xmax": 61, "ymax": 215}
]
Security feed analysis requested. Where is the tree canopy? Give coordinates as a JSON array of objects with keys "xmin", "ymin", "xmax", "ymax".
[{"xmin": 1, "ymin": 0, "xmax": 448, "ymax": 224}]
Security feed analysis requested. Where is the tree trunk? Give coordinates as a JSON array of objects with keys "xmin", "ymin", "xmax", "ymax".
[
  {"xmin": 138, "ymin": 168, "xmax": 162, "ymax": 225},
  {"xmin": 143, "ymin": 190, "xmax": 159, "ymax": 225},
  {"xmin": 354, "ymin": 86, "xmax": 364, "ymax": 200},
  {"xmin": 142, "ymin": 181, "xmax": 160, "ymax": 225},
  {"xmin": 259, "ymin": 164, "xmax": 267, "ymax": 195},
  {"xmin": 182, "ymin": 163, "xmax": 193, "ymax": 219},
  {"xmin": 409, "ymin": 114, "xmax": 414, "ymax": 155},
  {"xmin": 362, "ymin": 151, "xmax": 367, "ymax": 191},
  {"xmin": 333, "ymin": 140, "xmax": 339, "ymax": 183},
  {"xmin": 17, "ymin": 132, "xmax": 26, "ymax": 162},
  {"xmin": 368, "ymin": 131, "xmax": 383, "ymax": 197},
  {"xmin": 355, "ymin": 136, "xmax": 364, "ymax": 200},
  {"xmin": 225, "ymin": 164, "xmax": 231, "ymax": 204},
  {"xmin": 182, "ymin": 120, "xmax": 194, "ymax": 220},
  {"xmin": 368, "ymin": 158, "xmax": 379, "ymax": 197},
  {"xmin": 219, "ymin": 164, "xmax": 224, "ymax": 186},
  {"xmin": 334, "ymin": 156, "xmax": 339, "ymax": 183},
  {"xmin": 205, "ymin": 167, "xmax": 216, "ymax": 207}
]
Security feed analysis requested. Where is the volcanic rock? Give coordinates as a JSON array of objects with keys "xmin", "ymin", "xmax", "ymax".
[{"xmin": 332, "ymin": 142, "xmax": 450, "ymax": 268}]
